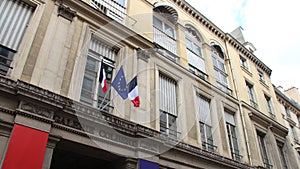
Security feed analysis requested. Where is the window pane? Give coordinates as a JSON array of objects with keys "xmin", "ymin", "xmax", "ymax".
[
  {"xmin": 82, "ymin": 77, "xmax": 94, "ymax": 92},
  {"xmin": 194, "ymin": 44, "xmax": 201, "ymax": 56},
  {"xmin": 218, "ymin": 61, "xmax": 226, "ymax": 72},
  {"xmin": 214, "ymin": 70, "xmax": 220, "ymax": 82},
  {"xmin": 160, "ymin": 111, "xmax": 167, "ymax": 133},
  {"xmin": 186, "ymin": 39, "xmax": 192, "ymax": 50},
  {"xmin": 86, "ymin": 57, "xmax": 98, "ymax": 71},
  {"xmin": 0, "ymin": 47, "xmax": 14, "ymax": 74},
  {"xmin": 153, "ymin": 17, "xmax": 163, "ymax": 30},
  {"xmin": 169, "ymin": 114, "xmax": 177, "ymax": 137},
  {"xmin": 164, "ymin": 24, "xmax": 174, "ymax": 38},
  {"xmin": 212, "ymin": 57, "xmax": 218, "ymax": 67},
  {"xmin": 115, "ymin": 0, "xmax": 125, "ymax": 6},
  {"xmin": 200, "ymin": 122, "xmax": 206, "ymax": 142}
]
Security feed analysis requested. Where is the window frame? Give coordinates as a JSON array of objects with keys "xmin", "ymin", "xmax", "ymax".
[
  {"xmin": 159, "ymin": 73, "xmax": 179, "ymax": 138},
  {"xmin": 264, "ymin": 94, "xmax": 275, "ymax": 119},
  {"xmin": 80, "ymin": 37, "xmax": 116, "ymax": 111},
  {"xmin": 291, "ymin": 125, "xmax": 299, "ymax": 143},
  {"xmin": 153, "ymin": 15, "xmax": 176, "ymax": 39},
  {"xmin": 160, "ymin": 110, "xmax": 178, "ymax": 138},
  {"xmin": 257, "ymin": 131, "xmax": 272, "ymax": 169},
  {"xmin": 246, "ymin": 81, "xmax": 258, "ymax": 108},
  {"xmin": 0, "ymin": 0, "xmax": 35, "ymax": 75},
  {"xmin": 185, "ymin": 28, "xmax": 202, "ymax": 57},
  {"xmin": 277, "ymin": 143, "xmax": 288, "ymax": 169},
  {"xmin": 239, "ymin": 55, "xmax": 249, "ymax": 71},
  {"xmin": 196, "ymin": 95, "xmax": 216, "ymax": 152},
  {"xmin": 225, "ymin": 111, "xmax": 242, "ymax": 161},
  {"xmin": 212, "ymin": 47, "xmax": 231, "ymax": 94},
  {"xmin": 258, "ymin": 69, "xmax": 266, "ymax": 84}
]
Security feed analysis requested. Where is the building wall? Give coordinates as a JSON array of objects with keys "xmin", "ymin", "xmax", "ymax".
[{"xmin": 0, "ymin": 0, "xmax": 298, "ymax": 168}]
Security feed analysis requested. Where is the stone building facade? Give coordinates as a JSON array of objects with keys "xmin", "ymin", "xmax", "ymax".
[{"xmin": 0, "ymin": 0, "xmax": 299, "ymax": 168}]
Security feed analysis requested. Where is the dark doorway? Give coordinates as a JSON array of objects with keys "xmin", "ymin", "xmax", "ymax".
[{"xmin": 50, "ymin": 140, "xmax": 124, "ymax": 169}]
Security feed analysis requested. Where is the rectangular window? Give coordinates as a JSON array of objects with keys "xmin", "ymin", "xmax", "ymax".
[
  {"xmin": 240, "ymin": 55, "xmax": 249, "ymax": 70},
  {"xmin": 196, "ymin": 95, "xmax": 216, "ymax": 152},
  {"xmin": 246, "ymin": 81, "xmax": 258, "ymax": 108},
  {"xmin": 258, "ymin": 70, "xmax": 266, "ymax": 83},
  {"xmin": 285, "ymin": 107, "xmax": 291, "ymax": 118},
  {"xmin": 291, "ymin": 125, "xmax": 298, "ymax": 143},
  {"xmin": 0, "ymin": 0, "xmax": 34, "ymax": 74},
  {"xmin": 225, "ymin": 111, "xmax": 242, "ymax": 161},
  {"xmin": 80, "ymin": 37, "xmax": 116, "ymax": 111},
  {"xmin": 278, "ymin": 144, "xmax": 288, "ymax": 169},
  {"xmin": 257, "ymin": 132, "xmax": 272, "ymax": 169},
  {"xmin": 265, "ymin": 95, "xmax": 275, "ymax": 119},
  {"xmin": 159, "ymin": 74, "xmax": 178, "ymax": 138}
]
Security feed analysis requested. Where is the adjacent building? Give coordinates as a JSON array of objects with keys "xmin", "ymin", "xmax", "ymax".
[{"xmin": 0, "ymin": 0, "xmax": 299, "ymax": 168}]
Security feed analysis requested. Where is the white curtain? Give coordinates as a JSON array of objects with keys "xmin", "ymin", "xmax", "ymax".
[
  {"xmin": 159, "ymin": 74, "xmax": 177, "ymax": 116},
  {"xmin": 0, "ymin": 0, "xmax": 34, "ymax": 50},
  {"xmin": 196, "ymin": 95, "xmax": 211, "ymax": 125}
]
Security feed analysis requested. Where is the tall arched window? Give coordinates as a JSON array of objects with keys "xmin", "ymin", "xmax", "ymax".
[
  {"xmin": 211, "ymin": 44, "xmax": 231, "ymax": 94},
  {"xmin": 153, "ymin": 3, "xmax": 178, "ymax": 54},
  {"xmin": 185, "ymin": 26, "xmax": 206, "ymax": 78}
]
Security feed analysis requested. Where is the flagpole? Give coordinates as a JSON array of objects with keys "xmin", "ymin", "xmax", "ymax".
[
  {"xmin": 100, "ymin": 93, "xmax": 119, "ymax": 111},
  {"xmin": 98, "ymin": 85, "xmax": 112, "ymax": 109}
]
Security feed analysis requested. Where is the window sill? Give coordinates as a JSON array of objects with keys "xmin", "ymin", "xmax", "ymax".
[
  {"xmin": 241, "ymin": 66, "xmax": 252, "ymax": 76},
  {"xmin": 259, "ymin": 80, "xmax": 269, "ymax": 89}
]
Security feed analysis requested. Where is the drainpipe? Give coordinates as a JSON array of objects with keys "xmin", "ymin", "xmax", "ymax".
[{"xmin": 225, "ymin": 37, "xmax": 252, "ymax": 165}]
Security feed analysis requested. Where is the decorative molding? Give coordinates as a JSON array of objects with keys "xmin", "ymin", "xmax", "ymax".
[
  {"xmin": 171, "ymin": 0, "xmax": 225, "ymax": 40},
  {"xmin": 245, "ymin": 101, "xmax": 288, "ymax": 138},
  {"xmin": 57, "ymin": 4, "xmax": 77, "ymax": 21},
  {"xmin": 137, "ymin": 48, "xmax": 150, "ymax": 62},
  {"xmin": 19, "ymin": 101, "xmax": 54, "ymax": 119},
  {"xmin": 226, "ymin": 34, "xmax": 272, "ymax": 76}
]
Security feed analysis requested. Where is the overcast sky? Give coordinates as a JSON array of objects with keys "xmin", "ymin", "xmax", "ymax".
[{"xmin": 186, "ymin": 0, "xmax": 300, "ymax": 90}]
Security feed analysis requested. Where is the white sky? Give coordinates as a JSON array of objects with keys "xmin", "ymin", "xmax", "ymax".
[{"xmin": 186, "ymin": 0, "xmax": 300, "ymax": 90}]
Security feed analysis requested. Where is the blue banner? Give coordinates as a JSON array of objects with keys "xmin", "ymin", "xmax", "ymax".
[{"xmin": 138, "ymin": 159, "xmax": 159, "ymax": 169}]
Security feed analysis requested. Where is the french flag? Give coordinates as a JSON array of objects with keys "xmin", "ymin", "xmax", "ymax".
[
  {"xmin": 127, "ymin": 76, "xmax": 140, "ymax": 107},
  {"xmin": 99, "ymin": 61, "xmax": 108, "ymax": 93}
]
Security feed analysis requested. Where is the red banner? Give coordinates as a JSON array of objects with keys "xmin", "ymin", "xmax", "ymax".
[{"xmin": 2, "ymin": 124, "xmax": 49, "ymax": 169}]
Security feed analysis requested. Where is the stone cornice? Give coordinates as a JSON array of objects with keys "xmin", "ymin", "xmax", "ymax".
[
  {"xmin": 169, "ymin": 0, "xmax": 272, "ymax": 76},
  {"xmin": 171, "ymin": 0, "xmax": 226, "ymax": 40},
  {"xmin": 226, "ymin": 34, "xmax": 272, "ymax": 76},
  {"xmin": 274, "ymin": 85, "xmax": 300, "ymax": 114}
]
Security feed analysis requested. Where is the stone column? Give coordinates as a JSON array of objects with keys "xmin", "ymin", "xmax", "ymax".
[
  {"xmin": 0, "ymin": 125, "xmax": 12, "ymax": 167},
  {"xmin": 42, "ymin": 136, "xmax": 60, "ymax": 169}
]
